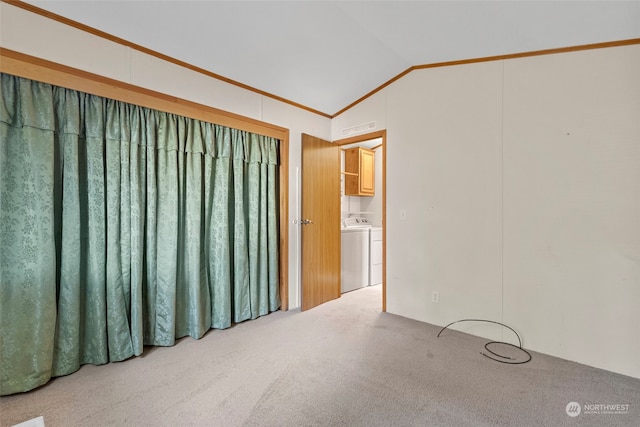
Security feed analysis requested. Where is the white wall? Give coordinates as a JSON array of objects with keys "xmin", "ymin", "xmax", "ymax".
[
  {"xmin": 501, "ymin": 47, "xmax": 640, "ymax": 376},
  {"xmin": 335, "ymin": 44, "xmax": 640, "ymax": 379},
  {"xmin": 0, "ymin": 2, "xmax": 332, "ymax": 310},
  {"xmin": 386, "ymin": 62, "xmax": 504, "ymax": 340}
]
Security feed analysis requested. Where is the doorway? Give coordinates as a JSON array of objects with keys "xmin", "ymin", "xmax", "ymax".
[
  {"xmin": 334, "ymin": 130, "xmax": 386, "ymax": 311},
  {"xmin": 299, "ymin": 131, "xmax": 386, "ymax": 312}
]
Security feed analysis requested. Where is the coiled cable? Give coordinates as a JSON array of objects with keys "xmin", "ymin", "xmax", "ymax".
[{"xmin": 436, "ymin": 319, "xmax": 532, "ymax": 364}]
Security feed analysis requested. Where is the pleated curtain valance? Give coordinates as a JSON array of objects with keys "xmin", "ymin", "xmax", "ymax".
[
  {"xmin": 0, "ymin": 73, "xmax": 281, "ymax": 395},
  {"xmin": 1, "ymin": 76, "xmax": 278, "ymax": 163}
]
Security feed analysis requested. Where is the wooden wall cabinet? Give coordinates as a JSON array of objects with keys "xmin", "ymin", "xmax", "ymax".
[{"xmin": 344, "ymin": 147, "xmax": 375, "ymax": 196}]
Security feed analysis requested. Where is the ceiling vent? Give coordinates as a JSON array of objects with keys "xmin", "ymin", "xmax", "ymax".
[{"xmin": 341, "ymin": 121, "xmax": 376, "ymax": 137}]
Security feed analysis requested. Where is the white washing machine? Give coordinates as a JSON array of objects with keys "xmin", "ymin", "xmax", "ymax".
[{"xmin": 341, "ymin": 217, "xmax": 371, "ymax": 293}]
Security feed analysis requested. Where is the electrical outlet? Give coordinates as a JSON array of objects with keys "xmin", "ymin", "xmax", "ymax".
[
  {"xmin": 400, "ymin": 210, "xmax": 407, "ymax": 220},
  {"xmin": 432, "ymin": 291, "xmax": 440, "ymax": 303}
]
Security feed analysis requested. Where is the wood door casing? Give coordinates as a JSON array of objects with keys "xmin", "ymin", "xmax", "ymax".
[{"xmin": 301, "ymin": 134, "xmax": 341, "ymax": 311}]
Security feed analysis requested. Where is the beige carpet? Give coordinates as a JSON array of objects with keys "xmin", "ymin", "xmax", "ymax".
[{"xmin": 1, "ymin": 285, "xmax": 638, "ymax": 426}]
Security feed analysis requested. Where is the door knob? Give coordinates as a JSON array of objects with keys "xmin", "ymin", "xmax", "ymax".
[{"xmin": 300, "ymin": 219, "xmax": 314, "ymax": 225}]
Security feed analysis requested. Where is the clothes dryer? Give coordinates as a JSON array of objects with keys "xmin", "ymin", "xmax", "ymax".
[{"xmin": 341, "ymin": 217, "xmax": 371, "ymax": 293}]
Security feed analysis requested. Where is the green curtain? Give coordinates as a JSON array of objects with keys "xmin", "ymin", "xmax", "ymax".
[{"xmin": 0, "ymin": 73, "xmax": 280, "ymax": 396}]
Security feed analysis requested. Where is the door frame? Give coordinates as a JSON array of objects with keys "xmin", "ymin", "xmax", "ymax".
[{"xmin": 333, "ymin": 130, "xmax": 387, "ymax": 312}]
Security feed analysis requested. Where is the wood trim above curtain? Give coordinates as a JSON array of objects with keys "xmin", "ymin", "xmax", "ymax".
[{"xmin": 0, "ymin": 48, "xmax": 288, "ymax": 140}]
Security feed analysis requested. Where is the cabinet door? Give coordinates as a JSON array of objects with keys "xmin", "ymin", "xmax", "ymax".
[
  {"xmin": 344, "ymin": 147, "xmax": 375, "ymax": 196},
  {"xmin": 344, "ymin": 148, "xmax": 360, "ymax": 195},
  {"xmin": 359, "ymin": 149, "xmax": 375, "ymax": 195}
]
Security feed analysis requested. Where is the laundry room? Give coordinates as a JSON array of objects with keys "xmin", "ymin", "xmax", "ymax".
[{"xmin": 340, "ymin": 137, "xmax": 384, "ymax": 295}]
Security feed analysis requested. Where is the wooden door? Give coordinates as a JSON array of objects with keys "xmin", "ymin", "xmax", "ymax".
[{"xmin": 301, "ymin": 134, "xmax": 341, "ymax": 310}]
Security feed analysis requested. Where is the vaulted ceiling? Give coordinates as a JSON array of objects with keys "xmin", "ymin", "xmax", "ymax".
[{"xmin": 25, "ymin": 1, "xmax": 640, "ymax": 116}]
